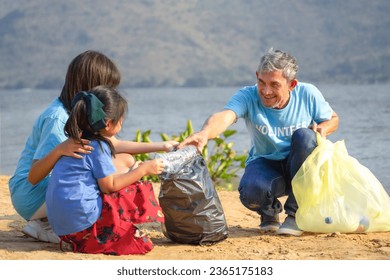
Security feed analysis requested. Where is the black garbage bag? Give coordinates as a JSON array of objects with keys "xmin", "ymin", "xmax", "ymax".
[{"xmin": 158, "ymin": 155, "xmax": 229, "ymax": 245}]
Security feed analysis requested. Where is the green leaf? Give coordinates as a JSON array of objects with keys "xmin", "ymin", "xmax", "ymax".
[
  {"xmin": 160, "ymin": 133, "xmax": 171, "ymax": 141},
  {"xmin": 223, "ymin": 130, "xmax": 237, "ymax": 138},
  {"xmin": 135, "ymin": 129, "xmax": 141, "ymax": 142},
  {"xmin": 186, "ymin": 119, "xmax": 194, "ymax": 135},
  {"xmin": 213, "ymin": 138, "xmax": 223, "ymax": 146},
  {"xmin": 142, "ymin": 130, "xmax": 152, "ymax": 142}
]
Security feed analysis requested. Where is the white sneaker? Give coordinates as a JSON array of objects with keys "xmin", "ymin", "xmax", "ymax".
[{"xmin": 22, "ymin": 220, "xmax": 60, "ymax": 243}]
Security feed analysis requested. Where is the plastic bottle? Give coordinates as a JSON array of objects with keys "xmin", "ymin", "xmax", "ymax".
[
  {"xmin": 155, "ymin": 145, "xmax": 199, "ymax": 174},
  {"xmin": 355, "ymin": 216, "xmax": 370, "ymax": 232}
]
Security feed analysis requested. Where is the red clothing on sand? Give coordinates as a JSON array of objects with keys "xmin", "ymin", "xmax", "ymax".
[{"xmin": 60, "ymin": 181, "xmax": 164, "ymax": 255}]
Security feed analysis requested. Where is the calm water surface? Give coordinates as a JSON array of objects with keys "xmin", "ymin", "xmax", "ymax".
[{"xmin": 1, "ymin": 84, "xmax": 389, "ymax": 193}]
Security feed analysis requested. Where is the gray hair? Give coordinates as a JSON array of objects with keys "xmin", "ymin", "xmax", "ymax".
[{"xmin": 257, "ymin": 48, "xmax": 298, "ymax": 81}]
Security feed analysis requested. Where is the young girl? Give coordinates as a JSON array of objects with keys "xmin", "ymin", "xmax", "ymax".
[{"xmin": 46, "ymin": 86, "xmax": 165, "ymax": 255}]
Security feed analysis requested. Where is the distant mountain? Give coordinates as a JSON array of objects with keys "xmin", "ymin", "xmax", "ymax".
[{"xmin": 1, "ymin": 0, "xmax": 389, "ymax": 89}]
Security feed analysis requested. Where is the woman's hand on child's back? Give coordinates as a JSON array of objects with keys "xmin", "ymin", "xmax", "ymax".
[
  {"xmin": 28, "ymin": 138, "xmax": 94, "ymax": 185},
  {"xmin": 58, "ymin": 138, "xmax": 93, "ymax": 159}
]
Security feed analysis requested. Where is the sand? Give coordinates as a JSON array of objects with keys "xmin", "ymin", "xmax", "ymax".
[{"xmin": 1, "ymin": 175, "xmax": 390, "ymax": 260}]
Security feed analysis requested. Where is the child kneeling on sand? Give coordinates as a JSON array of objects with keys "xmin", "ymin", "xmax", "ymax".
[{"xmin": 46, "ymin": 86, "xmax": 165, "ymax": 255}]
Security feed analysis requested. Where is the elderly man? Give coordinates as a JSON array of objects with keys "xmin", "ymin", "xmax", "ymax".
[{"xmin": 178, "ymin": 48, "xmax": 339, "ymax": 236}]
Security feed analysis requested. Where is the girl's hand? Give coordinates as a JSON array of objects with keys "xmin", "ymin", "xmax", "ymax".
[
  {"xmin": 141, "ymin": 159, "xmax": 165, "ymax": 175},
  {"xmin": 57, "ymin": 138, "xmax": 93, "ymax": 159},
  {"xmin": 100, "ymin": 159, "xmax": 165, "ymax": 193},
  {"xmin": 162, "ymin": 140, "xmax": 179, "ymax": 152}
]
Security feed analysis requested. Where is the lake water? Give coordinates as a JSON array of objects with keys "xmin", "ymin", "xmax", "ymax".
[{"xmin": 1, "ymin": 84, "xmax": 389, "ymax": 194}]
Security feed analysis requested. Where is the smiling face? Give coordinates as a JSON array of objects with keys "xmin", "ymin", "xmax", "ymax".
[{"xmin": 256, "ymin": 70, "xmax": 297, "ymax": 109}]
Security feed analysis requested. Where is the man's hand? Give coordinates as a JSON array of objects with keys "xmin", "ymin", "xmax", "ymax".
[
  {"xmin": 309, "ymin": 121, "xmax": 326, "ymax": 137},
  {"xmin": 177, "ymin": 131, "xmax": 208, "ymax": 153}
]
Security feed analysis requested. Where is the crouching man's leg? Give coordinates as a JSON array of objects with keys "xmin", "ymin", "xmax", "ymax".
[
  {"xmin": 238, "ymin": 157, "xmax": 288, "ymax": 232},
  {"xmin": 277, "ymin": 128, "xmax": 317, "ymax": 236}
]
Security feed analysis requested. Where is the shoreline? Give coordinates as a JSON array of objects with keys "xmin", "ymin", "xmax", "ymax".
[{"xmin": 1, "ymin": 175, "xmax": 390, "ymax": 260}]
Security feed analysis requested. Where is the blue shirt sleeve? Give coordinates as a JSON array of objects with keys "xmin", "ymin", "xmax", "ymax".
[
  {"xmin": 34, "ymin": 115, "xmax": 67, "ymax": 160},
  {"xmin": 90, "ymin": 141, "xmax": 116, "ymax": 179},
  {"xmin": 305, "ymin": 84, "xmax": 333, "ymax": 123},
  {"xmin": 224, "ymin": 86, "xmax": 256, "ymax": 119}
]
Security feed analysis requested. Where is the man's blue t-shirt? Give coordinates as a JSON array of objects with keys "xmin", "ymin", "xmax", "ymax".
[
  {"xmin": 46, "ymin": 140, "xmax": 116, "ymax": 236},
  {"xmin": 224, "ymin": 82, "xmax": 333, "ymax": 164}
]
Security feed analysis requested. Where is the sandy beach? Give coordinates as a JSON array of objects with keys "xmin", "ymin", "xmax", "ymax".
[{"xmin": 1, "ymin": 175, "xmax": 390, "ymax": 260}]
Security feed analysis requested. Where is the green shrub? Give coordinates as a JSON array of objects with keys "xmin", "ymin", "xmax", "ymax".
[{"xmin": 203, "ymin": 129, "xmax": 246, "ymax": 190}]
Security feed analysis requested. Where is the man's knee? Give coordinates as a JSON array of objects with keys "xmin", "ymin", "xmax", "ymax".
[
  {"xmin": 291, "ymin": 128, "xmax": 317, "ymax": 151},
  {"xmin": 238, "ymin": 181, "xmax": 269, "ymax": 211},
  {"xmin": 292, "ymin": 127, "xmax": 315, "ymax": 142}
]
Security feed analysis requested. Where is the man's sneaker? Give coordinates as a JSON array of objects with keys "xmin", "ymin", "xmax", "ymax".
[
  {"xmin": 259, "ymin": 214, "xmax": 281, "ymax": 232},
  {"xmin": 276, "ymin": 215, "xmax": 303, "ymax": 236},
  {"xmin": 22, "ymin": 219, "xmax": 60, "ymax": 243}
]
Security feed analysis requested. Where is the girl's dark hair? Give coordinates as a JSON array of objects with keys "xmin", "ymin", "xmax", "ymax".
[
  {"xmin": 60, "ymin": 50, "xmax": 121, "ymax": 112},
  {"xmin": 64, "ymin": 85, "xmax": 128, "ymax": 156}
]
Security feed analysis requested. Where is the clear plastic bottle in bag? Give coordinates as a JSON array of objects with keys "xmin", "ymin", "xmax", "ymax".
[{"xmin": 155, "ymin": 145, "xmax": 199, "ymax": 174}]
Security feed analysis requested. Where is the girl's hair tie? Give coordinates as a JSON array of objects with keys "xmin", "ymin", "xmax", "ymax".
[{"xmin": 71, "ymin": 91, "xmax": 107, "ymax": 132}]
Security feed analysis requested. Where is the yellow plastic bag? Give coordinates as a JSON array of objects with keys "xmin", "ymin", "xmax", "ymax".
[{"xmin": 292, "ymin": 133, "xmax": 390, "ymax": 233}]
